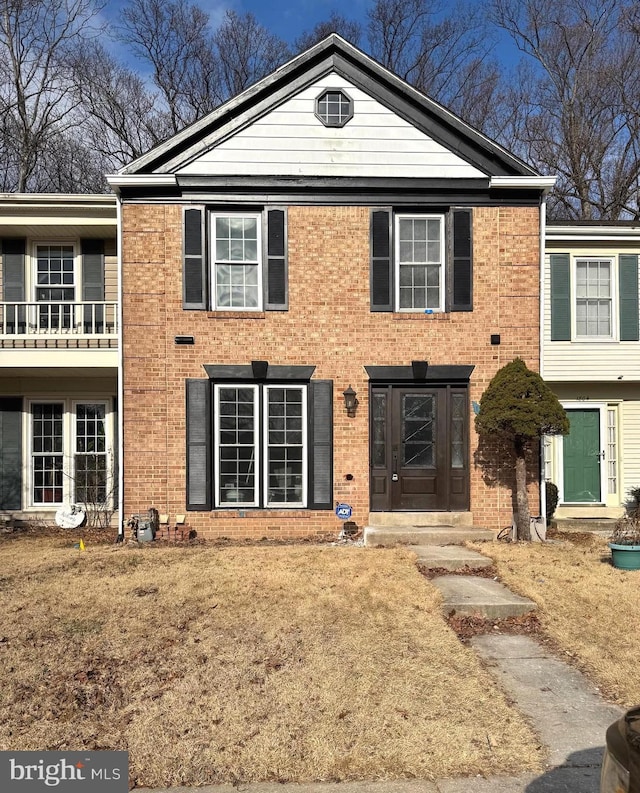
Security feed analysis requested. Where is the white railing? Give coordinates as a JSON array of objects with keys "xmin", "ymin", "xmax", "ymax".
[{"xmin": 0, "ymin": 302, "xmax": 118, "ymax": 336}]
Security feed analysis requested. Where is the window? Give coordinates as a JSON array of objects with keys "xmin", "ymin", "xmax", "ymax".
[
  {"xmin": 214, "ymin": 384, "xmax": 306, "ymax": 508},
  {"xmin": 35, "ymin": 244, "xmax": 76, "ymax": 330},
  {"xmin": 186, "ymin": 375, "xmax": 332, "ymax": 512},
  {"xmin": 75, "ymin": 404, "xmax": 107, "ymax": 504},
  {"xmin": 315, "ymin": 90, "xmax": 353, "ymax": 127},
  {"xmin": 212, "ymin": 213, "xmax": 261, "ymax": 310},
  {"xmin": 183, "ymin": 207, "xmax": 287, "ymax": 312},
  {"xmin": 396, "ymin": 215, "xmax": 445, "ymax": 311},
  {"xmin": 550, "ymin": 253, "xmax": 639, "ymax": 342},
  {"xmin": 29, "ymin": 400, "xmax": 111, "ymax": 507},
  {"xmin": 575, "ymin": 258, "xmax": 613, "ymax": 338},
  {"xmin": 370, "ymin": 208, "xmax": 472, "ymax": 313}
]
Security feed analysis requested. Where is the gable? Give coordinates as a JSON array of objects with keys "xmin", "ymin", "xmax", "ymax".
[
  {"xmin": 176, "ymin": 74, "xmax": 485, "ymax": 180},
  {"xmin": 116, "ymin": 36, "xmax": 540, "ymax": 183}
]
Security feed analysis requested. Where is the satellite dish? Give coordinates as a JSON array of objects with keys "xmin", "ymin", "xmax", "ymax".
[{"xmin": 55, "ymin": 504, "xmax": 86, "ymax": 529}]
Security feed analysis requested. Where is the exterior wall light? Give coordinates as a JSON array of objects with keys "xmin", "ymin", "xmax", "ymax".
[{"xmin": 343, "ymin": 385, "xmax": 358, "ymax": 417}]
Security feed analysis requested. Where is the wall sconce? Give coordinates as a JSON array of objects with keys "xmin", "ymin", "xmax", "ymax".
[{"xmin": 343, "ymin": 385, "xmax": 358, "ymax": 417}]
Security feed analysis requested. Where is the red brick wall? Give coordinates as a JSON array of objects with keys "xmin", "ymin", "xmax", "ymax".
[{"xmin": 122, "ymin": 203, "xmax": 541, "ymax": 538}]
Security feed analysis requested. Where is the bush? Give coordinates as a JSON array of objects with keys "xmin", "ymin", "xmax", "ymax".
[{"xmin": 545, "ymin": 481, "xmax": 559, "ymax": 522}]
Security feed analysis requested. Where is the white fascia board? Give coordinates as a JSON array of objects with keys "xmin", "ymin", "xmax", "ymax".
[
  {"xmin": 546, "ymin": 225, "xmax": 640, "ymax": 242},
  {"xmin": 106, "ymin": 174, "xmax": 178, "ymax": 191},
  {"xmin": 490, "ymin": 176, "xmax": 557, "ymax": 192}
]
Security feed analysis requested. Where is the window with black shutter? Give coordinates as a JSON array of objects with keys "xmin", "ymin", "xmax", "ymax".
[
  {"xmin": 182, "ymin": 206, "xmax": 288, "ymax": 311},
  {"xmin": 370, "ymin": 208, "xmax": 473, "ymax": 313},
  {"xmin": 185, "ymin": 376, "xmax": 333, "ymax": 511}
]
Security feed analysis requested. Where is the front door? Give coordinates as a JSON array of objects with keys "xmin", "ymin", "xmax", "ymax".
[
  {"xmin": 370, "ymin": 385, "xmax": 469, "ymax": 511},
  {"xmin": 563, "ymin": 408, "xmax": 602, "ymax": 503}
]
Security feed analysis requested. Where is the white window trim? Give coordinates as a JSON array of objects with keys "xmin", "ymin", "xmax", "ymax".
[
  {"xmin": 213, "ymin": 383, "xmax": 308, "ymax": 509},
  {"xmin": 572, "ymin": 255, "xmax": 617, "ymax": 341},
  {"xmin": 30, "ymin": 240, "xmax": 79, "ymax": 303},
  {"xmin": 26, "ymin": 397, "xmax": 113, "ymax": 509},
  {"xmin": 264, "ymin": 384, "xmax": 307, "ymax": 508},
  {"xmin": 557, "ymin": 401, "xmax": 608, "ymax": 506},
  {"xmin": 214, "ymin": 385, "xmax": 259, "ymax": 508},
  {"xmin": 209, "ymin": 212, "xmax": 263, "ymax": 312},
  {"xmin": 394, "ymin": 213, "xmax": 445, "ymax": 313}
]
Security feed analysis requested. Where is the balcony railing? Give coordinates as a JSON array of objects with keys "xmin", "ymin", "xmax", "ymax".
[{"xmin": 0, "ymin": 302, "xmax": 118, "ymax": 336}]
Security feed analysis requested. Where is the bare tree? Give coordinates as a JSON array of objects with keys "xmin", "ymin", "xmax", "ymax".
[
  {"xmin": 294, "ymin": 12, "xmax": 362, "ymax": 53},
  {"xmin": 0, "ymin": 0, "xmax": 104, "ymax": 192},
  {"xmin": 366, "ymin": 0, "xmax": 509, "ymax": 139},
  {"xmin": 492, "ymin": 0, "xmax": 640, "ymax": 220},
  {"xmin": 70, "ymin": 42, "xmax": 169, "ymax": 171},
  {"xmin": 119, "ymin": 0, "xmax": 222, "ymax": 134},
  {"xmin": 213, "ymin": 10, "xmax": 291, "ymax": 98}
]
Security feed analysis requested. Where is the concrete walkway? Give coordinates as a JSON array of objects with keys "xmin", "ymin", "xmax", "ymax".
[{"xmin": 137, "ymin": 547, "xmax": 623, "ymax": 793}]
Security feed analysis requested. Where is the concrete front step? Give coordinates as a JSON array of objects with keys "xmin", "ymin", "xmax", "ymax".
[
  {"xmin": 368, "ymin": 511, "xmax": 474, "ymax": 527},
  {"xmin": 553, "ymin": 518, "xmax": 617, "ymax": 537},
  {"xmin": 364, "ymin": 524, "xmax": 495, "ymax": 547},
  {"xmin": 408, "ymin": 544, "xmax": 493, "ymax": 571},
  {"xmin": 431, "ymin": 575, "xmax": 537, "ymax": 620}
]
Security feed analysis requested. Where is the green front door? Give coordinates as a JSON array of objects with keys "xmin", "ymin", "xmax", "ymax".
[{"xmin": 563, "ymin": 409, "xmax": 602, "ymax": 503}]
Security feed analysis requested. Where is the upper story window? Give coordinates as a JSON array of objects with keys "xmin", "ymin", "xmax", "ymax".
[
  {"xmin": 370, "ymin": 208, "xmax": 473, "ymax": 313},
  {"xmin": 549, "ymin": 252, "xmax": 639, "ymax": 342},
  {"xmin": 315, "ymin": 90, "xmax": 353, "ymax": 127},
  {"xmin": 575, "ymin": 258, "xmax": 613, "ymax": 338},
  {"xmin": 396, "ymin": 215, "xmax": 445, "ymax": 311},
  {"xmin": 212, "ymin": 213, "xmax": 261, "ymax": 310},
  {"xmin": 35, "ymin": 244, "xmax": 76, "ymax": 329},
  {"xmin": 183, "ymin": 206, "xmax": 287, "ymax": 312}
]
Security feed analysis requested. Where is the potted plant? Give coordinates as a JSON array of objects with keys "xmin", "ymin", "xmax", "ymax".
[{"xmin": 609, "ymin": 510, "xmax": 640, "ymax": 570}]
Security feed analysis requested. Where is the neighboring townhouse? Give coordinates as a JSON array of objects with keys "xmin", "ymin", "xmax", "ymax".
[
  {"xmin": 0, "ymin": 194, "xmax": 118, "ymax": 524},
  {"xmin": 544, "ymin": 220, "xmax": 640, "ymax": 520},
  {"xmin": 108, "ymin": 35, "xmax": 554, "ymax": 539}
]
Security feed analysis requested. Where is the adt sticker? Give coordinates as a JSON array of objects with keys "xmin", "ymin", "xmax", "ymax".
[{"xmin": 335, "ymin": 503, "xmax": 353, "ymax": 520}]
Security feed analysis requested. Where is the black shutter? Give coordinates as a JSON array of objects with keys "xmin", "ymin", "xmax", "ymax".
[
  {"xmin": 82, "ymin": 238, "xmax": 104, "ymax": 332},
  {"xmin": 186, "ymin": 379, "xmax": 211, "ymax": 510},
  {"xmin": 370, "ymin": 209, "xmax": 393, "ymax": 311},
  {"xmin": 264, "ymin": 207, "xmax": 288, "ymax": 310},
  {"xmin": 619, "ymin": 254, "xmax": 639, "ymax": 342},
  {"xmin": 550, "ymin": 253, "xmax": 571, "ymax": 341},
  {"xmin": 2, "ymin": 238, "xmax": 26, "ymax": 333},
  {"xmin": 183, "ymin": 207, "xmax": 207, "ymax": 309},
  {"xmin": 0, "ymin": 397, "xmax": 22, "ymax": 510},
  {"xmin": 448, "ymin": 209, "xmax": 473, "ymax": 312},
  {"xmin": 308, "ymin": 380, "xmax": 333, "ymax": 509}
]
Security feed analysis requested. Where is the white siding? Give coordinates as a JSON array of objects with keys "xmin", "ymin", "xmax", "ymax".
[
  {"xmin": 620, "ymin": 400, "xmax": 640, "ymax": 505},
  {"xmin": 177, "ymin": 74, "xmax": 485, "ymax": 179},
  {"xmin": 543, "ymin": 246, "xmax": 640, "ymax": 380}
]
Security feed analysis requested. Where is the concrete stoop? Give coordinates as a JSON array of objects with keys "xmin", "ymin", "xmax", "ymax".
[{"xmin": 364, "ymin": 524, "xmax": 495, "ymax": 547}]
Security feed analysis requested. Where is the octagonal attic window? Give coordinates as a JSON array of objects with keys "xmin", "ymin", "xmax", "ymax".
[{"xmin": 315, "ymin": 90, "xmax": 353, "ymax": 127}]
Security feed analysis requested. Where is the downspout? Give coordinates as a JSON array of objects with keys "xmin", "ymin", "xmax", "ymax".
[
  {"xmin": 115, "ymin": 192, "xmax": 125, "ymax": 542},
  {"xmin": 539, "ymin": 194, "xmax": 547, "ymax": 526}
]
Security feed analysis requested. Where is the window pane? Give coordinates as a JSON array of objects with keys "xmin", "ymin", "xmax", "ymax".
[
  {"xmin": 266, "ymin": 386, "xmax": 305, "ymax": 505},
  {"xmin": 32, "ymin": 403, "xmax": 64, "ymax": 504},
  {"xmin": 217, "ymin": 387, "xmax": 257, "ymax": 505},
  {"xmin": 575, "ymin": 259, "xmax": 612, "ymax": 337},
  {"xmin": 75, "ymin": 404, "xmax": 107, "ymax": 504},
  {"xmin": 397, "ymin": 216, "xmax": 442, "ymax": 310}
]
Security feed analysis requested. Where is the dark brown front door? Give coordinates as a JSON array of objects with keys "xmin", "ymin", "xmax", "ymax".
[{"xmin": 370, "ymin": 385, "xmax": 469, "ymax": 511}]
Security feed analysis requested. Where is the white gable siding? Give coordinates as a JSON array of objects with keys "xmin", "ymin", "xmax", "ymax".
[
  {"xmin": 177, "ymin": 75, "xmax": 486, "ymax": 179},
  {"xmin": 543, "ymin": 247, "xmax": 640, "ymax": 380}
]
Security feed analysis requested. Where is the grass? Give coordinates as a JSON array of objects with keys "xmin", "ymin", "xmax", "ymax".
[
  {"xmin": 471, "ymin": 533, "xmax": 640, "ymax": 708},
  {"xmin": 0, "ymin": 535, "xmax": 542, "ymax": 789}
]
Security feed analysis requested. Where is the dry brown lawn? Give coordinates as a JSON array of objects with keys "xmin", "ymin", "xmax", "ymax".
[
  {"xmin": 0, "ymin": 536, "xmax": 542, "ymax": 788},
  {"xmin": 471, "ymin": 534, "xmax": 640, "ymax": 708}
]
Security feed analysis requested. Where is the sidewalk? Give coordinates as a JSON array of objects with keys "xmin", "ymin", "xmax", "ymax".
[{"xmin": 137, "ymin": 632, "xmax": 622, "ymax": 793}]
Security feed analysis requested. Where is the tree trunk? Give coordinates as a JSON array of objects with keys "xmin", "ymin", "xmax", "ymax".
[{"xmin": 515, "ymin": 438, "xmax": 530, "ymax": 541}]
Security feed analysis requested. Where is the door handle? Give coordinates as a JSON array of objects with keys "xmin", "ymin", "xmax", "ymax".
[{"xmin": 392, "ymin": 449, "xmax": 398, "ymax": 481}]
